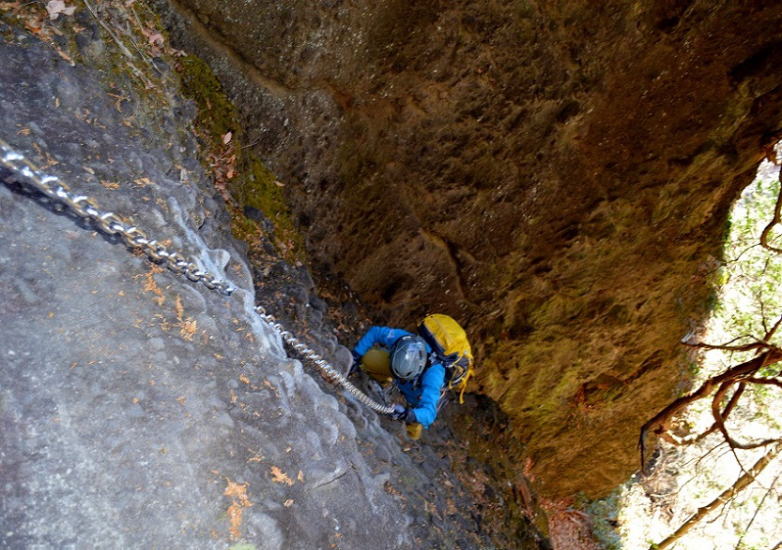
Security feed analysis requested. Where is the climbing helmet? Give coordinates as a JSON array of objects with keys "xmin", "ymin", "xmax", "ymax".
[{"xmin": 390, "ymin": 335, "xmax": 427, "ymax": 380}]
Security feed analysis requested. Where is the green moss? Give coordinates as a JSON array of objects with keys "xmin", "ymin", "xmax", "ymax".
[
  {"xmin": 230, "ymin": 157, "xmax": 305, "ymax": 259},
  {"xmin": 176, "ymin": 54, "xmax": 304, "ymax": 262},
  {"xmin": 178, "ymin": 55, "xmax": 239, "ymax": 148}
]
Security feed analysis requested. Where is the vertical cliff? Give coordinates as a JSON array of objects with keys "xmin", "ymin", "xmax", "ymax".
[
  {"xmin": 0, "ymin": 4, "xmax": 547, "ymax": 547},
  {"xmin": 155, "ymin": 0, "xmax": 782, "ymax": 498}
]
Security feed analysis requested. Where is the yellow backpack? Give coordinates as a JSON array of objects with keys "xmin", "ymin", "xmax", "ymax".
[{"xmin": 418, "ymin": 314, "xmax": 474, "ymax": 403}]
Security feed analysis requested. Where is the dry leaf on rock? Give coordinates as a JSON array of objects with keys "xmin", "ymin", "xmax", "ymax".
[
  {"xmin": 147, "ymin": 31, "xmax": 164, "ymax": 47},
  {"xmin": 224, "ymin": 479, "xmax": 252, "ymax": 541},
  {"xmin": 46, "ymin": 0, "xmax": 75, "ymax": 20},
  {"xmin": 270, "ymin": 465, "xmax": 294, "ymax": 486}
]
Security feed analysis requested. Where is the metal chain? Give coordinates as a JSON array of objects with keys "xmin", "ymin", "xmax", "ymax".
[
  {"xmin": 255, "ymin": 306, "xmax": 394, "ymax": 414},
  {"xmin": 0, "ymin": 137, "xmax": 235, "ymax": 295},
  {"xmin": 0, "ymin": 138, "xmax": 394, "ymax": 416}
]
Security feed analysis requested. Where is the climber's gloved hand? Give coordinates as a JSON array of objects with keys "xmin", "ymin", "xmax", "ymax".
[
  {"xmin": 391, "ymin": 404, "xmax": 416, "ymax": 424},
  {"xmin": 391, "ymin": 404, "xmax": 407, "ymax": 421},
  {"xmin": 348, "ymin": 350, "xmax": 362, "ymax": 376}
]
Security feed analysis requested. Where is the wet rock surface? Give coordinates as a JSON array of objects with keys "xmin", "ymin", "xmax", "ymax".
[
  {"xmin": 155, "ymin": 0, "xmax": 782, "ymax": 499},
  {"xmin": 0, "ymin": 12, "xmax": 544, "ymax": 550}
]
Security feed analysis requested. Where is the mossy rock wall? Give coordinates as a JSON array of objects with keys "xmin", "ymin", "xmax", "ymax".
[{"xmin": 157, "ymin": 0, "xmax": 782, "ymax": 498}]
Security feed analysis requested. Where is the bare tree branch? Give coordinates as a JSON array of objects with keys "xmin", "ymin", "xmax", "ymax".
[
  {"xmin": 639, "ymin": 350, "xmax": 782, "ymax": 471},
  {"xmin": 745, "ymin": 376, "xmax": 782, "ymax": 388},
  {"xmin": 734, "ymin": 470, "xmax": 782, "ymax": 550},
  {"xmin": 682, "ymin": 340, "xmax": 766, "ymax": 353},
  {"xmin": 651, "ymin": 443, "xmax": 782, "ymax": 550},
  {"xmin": 758, "ymin": 290, "xmax": 770, "ymax": 336},
  {"xmin": 662, "ymin": 384, "xmax": 746, "ymax": 447},
  {"xmin": 712, "ymin": 379, "xmax": 782, "ymax": 452},
  {"xmin": 760, "ymin": 166, "xmax": 782, "ymax": 254},
  {"xmin": 765, "ymin": 313, "xmax": 782, "ymax": 343}
]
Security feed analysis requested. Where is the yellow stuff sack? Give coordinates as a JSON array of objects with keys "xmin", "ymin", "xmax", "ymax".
[{"xmin": 418, "ymin": 314, "xmax": 474, "ymax": 403}]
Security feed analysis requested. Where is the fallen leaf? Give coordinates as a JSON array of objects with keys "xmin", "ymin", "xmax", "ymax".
[
  {"xmin": 179, "ymin": 318, "xmax": 197, "ymax": 341},
  {"xmin": 224, "ymin": 479, "xmax": 252, "ymax": 541},
  {"xmin": 46, "ymin": 0, "xmax": 76, "ymax": 20},
  {"xmin": 174, "ymin": 295, "xmax": 184, "ymax": 321},
  {"xmin": 384, "ymin": 481, "xmax": 402, "ymax": 497},
  {"xmin": 54, "ymin": 47, "xmax": 74, "ymax": 66},
  {"xmin": 133, "ymin": 177, "xmax": 153, "ymax": 187},
  {"xmin": 147, "ymin": 31, "xmax": 164, "ymax": 47},
  {"xmin": 270, "ymin": 466, "xmax": 294, "ymax": 486},
  {"xmin": 222, "ymin": 131, "xmax": 232, "ymax": 144}
]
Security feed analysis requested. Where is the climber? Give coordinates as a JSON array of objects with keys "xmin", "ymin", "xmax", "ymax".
[{"xmin": 350, "ymin": 326, "xmax": 446, "ymax": 439}]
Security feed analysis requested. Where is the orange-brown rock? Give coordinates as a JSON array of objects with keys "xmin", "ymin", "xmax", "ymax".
[{"xmin": 160, "ymin": 0, "xmax": 782, "ymax": 498}]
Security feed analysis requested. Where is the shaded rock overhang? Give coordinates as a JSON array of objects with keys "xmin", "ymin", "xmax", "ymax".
[{"xmin": 158, "ymin": 0, "xmax": 782, "ymax": 498}]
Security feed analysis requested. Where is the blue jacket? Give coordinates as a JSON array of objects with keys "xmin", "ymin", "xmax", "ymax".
[{"xmin": 353, "ymin": 326, "xmax": 445, "ymax": 428}]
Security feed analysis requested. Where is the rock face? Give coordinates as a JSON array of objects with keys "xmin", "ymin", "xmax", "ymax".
[
  {"xmin": 155, "ymin": 0, "xmax": 782, "ymax": 498},
  {"xmin": 0, "ymin": 18, "xmax": 497, "ymax": 548}
]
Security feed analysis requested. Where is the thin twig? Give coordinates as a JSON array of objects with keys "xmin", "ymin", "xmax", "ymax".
[
  {"xmin": 765, "ymin": 313, "xmax": 782, "ymax": 343},
  {"xmin": 734, "ymin": 468, "xmax": 782, "ymax": 550},
  {"xmin": 711, "ymin": 380, "xmax": 781, "ymax": 454},
  {"xmin": 82, "ymin": 0, "xmax": 153, "ymax": 87},
  {"xmin": 711, "ymin": 381, "xmax": 752, "ymax": 477},
  {"xmin": 664, "ymin": 383, "xmax": 747, "ymax": 446},
  {"xmin": 683, "ymin": 340, "xmax": 766, "ymax": 353},
  {"xmin": 745, "ymin": 376, "xmax": 782, "ymax": 388},
  {"xmin": 760, "ymin": 166, "xmax": 782, "ymax": 254},
  {"xmin": 682, "ymin": 440, "xmax": 726, "ymax": 469},
  {"xmin": 651, "ymin": 443, "xmax": 782, "ymax": 550},
  {"xmin": 127, "ymin": 3, "xmax": 162, "ymax": 75}
]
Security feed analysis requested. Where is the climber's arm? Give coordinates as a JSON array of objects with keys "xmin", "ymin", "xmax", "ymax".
[
  {"xmin": 352, "ymin": 326, "xmax": 411, "ymax": 357},
  {"xmin": 410, "ymin": 364, "xmax": 445, "ymax": 428}
]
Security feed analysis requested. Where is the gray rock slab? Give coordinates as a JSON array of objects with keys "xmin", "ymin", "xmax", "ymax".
[{"xmin": 0, "ymin": 24, "xmax": 410, "ymax": 550}]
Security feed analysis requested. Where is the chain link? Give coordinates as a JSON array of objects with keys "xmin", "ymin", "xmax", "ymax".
[
  {"xmin": 254, "ymin": 305, "xmax": 395, "ymax": 415},
  {"xmin": 0, "ymin": 137, "xmax": 236, "ymax": 295},
  {"xmin": 0, "ymin": 138, "xmax": 394, "ymax": 416}
]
